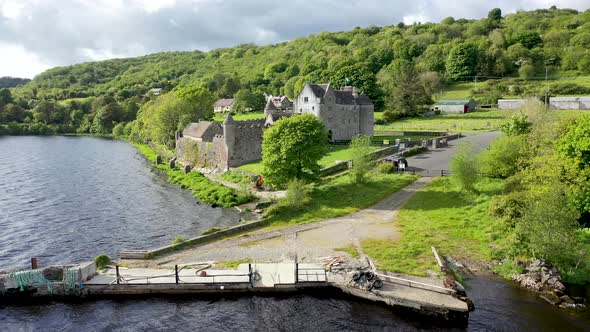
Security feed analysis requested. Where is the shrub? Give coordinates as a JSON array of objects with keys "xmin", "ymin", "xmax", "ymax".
[
  {"xmin": 479, "ymin": 134, "xmax": 526, "ymax": 178},
  {"xmin": 377, "ymin": 161, "xmax": 397, "ymax": 174},
  {"xmin": 374, "ymin": 118, "xmax": 387, "ymax": 125},
  {"xmin": 433, "ymin": 109, "xmax": 441, "ymax": 115},
  {"xmin": 500, "ymin": 112, "xmax": 531, "ymax": 136},
  {"xmin": 349, "ymin": 135, "xmax": 374, "ymax": 184},
  {"xmin": 112, "ymin": 122, "xmax": 125, "ymax": 137},
  {"xmin": 550, "ymin": 83, "xmax": 590, "ymax": 95},
  {"xmin": 489, "ymin": 191, "xmax": 529, "ymax": 225},
  {"xmin": 172, "ymin": 235, "xmax": 187, "ymax": 244},
  {"xmin": 449, "ymin": 142, "xmax": 479, "ymax": 193},
  {"xmin": 280, "ymin": 178, "xmax": 314, "ymax": 210},
  {"xmin": 94, "ymin": 254, "xmax": 111, "ymax": 270}
]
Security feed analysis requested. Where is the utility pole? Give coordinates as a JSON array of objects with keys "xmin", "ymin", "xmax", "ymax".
[{"xmin": 543, "ymin": 56, "xmax": 554, "ymax": 106}]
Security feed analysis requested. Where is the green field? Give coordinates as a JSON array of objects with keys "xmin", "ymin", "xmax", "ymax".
[
  {"xmin": 238, "ymin": 145, "xmax": 381, "ymax": 175},
  {"xmin": 376, "ymin": 109, "xmax": 511, "ymax": 132},
  {"xmin": 376, "ymin": 109, "xmax": 589, "ymax": 133},
  {"xmin": 213, "ymin": 112, "xmax": 266, "ymax": 122},
  {"xmin": 362, "ymin": 177, "xmax": 507, "ymax": 277},
  {"xmin": 267, "ymin": 172, "xmax": 417, "ymax": 226}
]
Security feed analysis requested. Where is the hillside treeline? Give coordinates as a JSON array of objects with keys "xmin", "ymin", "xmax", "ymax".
[{"xmin": 2, "ymin": 7, "xmax": 590, "ymax": 135}]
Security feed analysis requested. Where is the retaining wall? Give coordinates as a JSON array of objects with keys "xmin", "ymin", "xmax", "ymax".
[{"xmin": 122, "ymin": 219, "xmax": 271, "ymax": 259}]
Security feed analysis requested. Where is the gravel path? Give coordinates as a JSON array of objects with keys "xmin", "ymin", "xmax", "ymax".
[{"xmin": 147, "ymin": 177, "xmax": 433, "ymax": 266}]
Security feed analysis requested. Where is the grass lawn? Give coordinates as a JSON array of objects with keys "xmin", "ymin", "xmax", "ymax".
[
  {"xmin": 376, "ymin": 109, "xmax": 590, "ymax": 133},
  {"xmin": 213, "ymin": 112, "xmax": 266, "ymax": 122},
  {"xmin": 267, "ymin": 172, "xmax": 418, "ymax": 226},
  {"xmin": 238, "ymin": 145, "xmax": 382, "ymax": 174},
  {"xmin": 362, "ymin": 177, "xmax": 507, "ymax": 277},
  {"xmin": 133, "ymin": 143, "xmax": 253, "ymax": 207},
  {"xmin": 376, "ymin": 109, "xmax": 512, "ymax": 132}
]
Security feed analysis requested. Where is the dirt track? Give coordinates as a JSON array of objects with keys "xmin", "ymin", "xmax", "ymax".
[{"xmin": 145, "ymin": 177, "xmax": 433, "ymax": 266}]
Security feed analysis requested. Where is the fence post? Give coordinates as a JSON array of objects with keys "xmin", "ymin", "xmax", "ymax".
[
  {"xmin": 116, "ymin": 265, "xmax": 120, "ymax": 285},
  {"xmin": 175, "ymin": 265, "xmax": 179, "ymax": 284},
  {"xmin": 31, "ymin": 257, "xmax": 38, "ymax": 270},
  {"xmin": 441, "ymin": 170, "xmax": 444, "ymax": 177}
]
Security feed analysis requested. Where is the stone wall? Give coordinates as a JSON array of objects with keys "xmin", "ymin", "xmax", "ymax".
[
  {"xmin": 176, "ymin": 135, "xmax": 228, "ymax": 170},
  {"xmin": 359, "ymin": 104, "xmax": 374, "ymax": 137},
  {"xmin": 320, "ymin": 103, "xmax": 360, "ymax": 141},
  {"xmin": 225, "ymin": 120, "xmax": 264, "ymax": 167}
]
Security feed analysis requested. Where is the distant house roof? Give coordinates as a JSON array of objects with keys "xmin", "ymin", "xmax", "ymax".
[
  {"xmin": 267, "ymin": 112, "xmax": 294, "ymax": 122},
  {"xmin": 182, "ymin": 121, "xmax": 221, "ymax": 139},
  {"xmin": 214, "ymin": 98, "xmax": 235, "ymax": 107},
  {"xmin": 550, "ymin": 96, "xmax": 590, "ymax": 101},
  {"xmin": 306, "ymin": 83, "xmax": 372, "ymax": 106},
  {"xmin": 434, "ymin": 99, "xmax": 474, "ymax": 105}
]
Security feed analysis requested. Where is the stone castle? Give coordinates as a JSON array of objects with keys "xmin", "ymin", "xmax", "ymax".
[
  {"xmin": 293, "ymin": 83, "xmax": 374, "ymax": 141},
  {"xmin": 175, "ymin": 83, "xmax": 374, "ymax": 170}
]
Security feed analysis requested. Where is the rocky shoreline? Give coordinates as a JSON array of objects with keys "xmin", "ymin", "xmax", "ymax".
[
  {"xmin": 512, "ymin": 260, "xmax": 587, "ymax": 309},
  {"xmin": 447, "ymin": 257, "xmax": 587, "ymax": 310}
]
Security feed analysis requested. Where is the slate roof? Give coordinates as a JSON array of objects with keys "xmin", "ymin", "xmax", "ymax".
[
  {"xmin": 306, "ymin": 83, "xmax": 373, "ymax": 106},
  {"xmin": 267, "ymin": 112, "xmax": 294, "ymax": 122},
  {"xmin": 214, "ymin": 98, "xmax": 235, "ymax": 107},
  {"xmin": 550, "ymin": 96, "xmax": 590, "ymax": 101},
  {"xmin": 309, "ymin": 84, "xmax": 328, "ymax": 98},
  {"xmin": 182, "ymin": 121, "xmax": 221, "ymax": 139},
  {"xmin": 434, "ymin": 99, "xmax": 474, "ymax": 105}
]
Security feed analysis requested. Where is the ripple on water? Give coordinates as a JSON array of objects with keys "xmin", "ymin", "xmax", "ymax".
[{"xmin": 1, "ymin": 136, "xmax": 589, "ymax": 332}]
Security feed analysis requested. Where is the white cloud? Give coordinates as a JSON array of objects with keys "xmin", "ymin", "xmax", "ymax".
[
  {"xmin": 0, "ymin": 0, "xmax": 25, "ymax": 19},
  {"xmin": 0, "ymin": 42, "xmax": 51, "ymax": 78},
  {"xmin": 0, "ymin": 0, "xmax": 588, "ymax": 78}
]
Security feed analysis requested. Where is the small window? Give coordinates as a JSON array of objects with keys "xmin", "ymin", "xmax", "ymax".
[
  {"xmin": 312, "ymin": 106, "xmax": 315, "ymax": 110},
  {"xmin": 304, "ymin": 97, "xmax": 309, "ymax": 103}
]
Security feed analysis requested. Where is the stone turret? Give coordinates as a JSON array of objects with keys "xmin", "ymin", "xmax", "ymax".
[
  {"xmin": 264, "ymin": 98, "xmax": 278, "ymax": 115},
  {"xmin": 223, "ymin": 114, "xmax": 237, "ymax": 167}
]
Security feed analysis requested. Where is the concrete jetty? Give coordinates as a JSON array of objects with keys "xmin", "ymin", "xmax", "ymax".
[{"xmin": 1, "ymin": 261, "xmax": 471, "ymax": 324}]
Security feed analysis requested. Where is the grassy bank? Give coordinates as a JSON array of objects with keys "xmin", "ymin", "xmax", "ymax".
[
  {"xmin": 266, "ymin": 172, "xmax": 418, "ymax": 226},
  {"xmin": 133, "ymin": 143, "xmax": 254, "ymax": 207},
  {"xmin": 238, "ymin": 145, "xmax": 382, "ymax": 175},
  {"xmin": 362, "ymin": 177, "xmax": 507, "ymax": 277}
]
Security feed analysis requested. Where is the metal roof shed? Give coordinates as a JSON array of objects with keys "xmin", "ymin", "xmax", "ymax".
[{"xmin": 432, "ymin": 99, "xmax": 476, "ymax": 114}]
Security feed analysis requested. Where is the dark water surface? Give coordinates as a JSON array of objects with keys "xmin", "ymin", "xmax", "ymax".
[
  {"xmin": 0, "ymin": 136, "xmax": 241, "ymax": 270},
  {"xmin": 1, "ymin": 136, "xmax": 589, "ymax": 331}
]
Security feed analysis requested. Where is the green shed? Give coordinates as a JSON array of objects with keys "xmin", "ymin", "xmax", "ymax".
[{"xmin": 432, "ymin": 99, "xmax": 476, "ymax": 114}]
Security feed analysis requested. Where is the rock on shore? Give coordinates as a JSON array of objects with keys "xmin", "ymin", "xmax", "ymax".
[{"xmin": 512, "ymin": 260, "xmax": 586, "ymax": 309}]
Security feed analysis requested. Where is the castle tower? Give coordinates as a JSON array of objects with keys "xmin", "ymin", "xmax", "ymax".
[{"xmin": 223, "ymin": 113, "xmax": 237, "ymax": 167}]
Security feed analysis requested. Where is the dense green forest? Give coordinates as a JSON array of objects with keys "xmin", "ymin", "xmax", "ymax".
[
  {"xmin": 1, "ymin": 6, "xmax": 590, "ymax": 136},
  {"xmin": 0, "ymin": 77, "xmax": 31, "ymax": 88}
]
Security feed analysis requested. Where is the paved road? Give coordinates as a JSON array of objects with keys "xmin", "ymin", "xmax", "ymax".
[{"xmin": 406, "ymin": 131, "xmax": 500, "ymax": 175}]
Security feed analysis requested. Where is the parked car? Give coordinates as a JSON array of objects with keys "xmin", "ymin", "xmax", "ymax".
[{"xmin": 383, "ymin": 156, "xmax": 408, "ymax": 171}]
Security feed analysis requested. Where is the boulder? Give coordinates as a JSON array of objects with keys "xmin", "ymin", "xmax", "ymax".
[
  {"xmin": 42, "ymin": 266, "xmax": 64, "ymax": 281},
  {"xmin": 512, "ymin": 260, "xmax": 565, "ymax": 293},
  {"xmin": 540, "ymin": 292, "xmax": 562, "ymax": 305}
]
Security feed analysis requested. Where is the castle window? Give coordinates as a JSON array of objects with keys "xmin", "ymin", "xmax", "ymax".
[
  {"xmin": 312, "ymin": 106, "xmax": 315, "ymax": 110},
  {"xmin": 304, "ymin": 97, "xmax": 309, "ymax": 103}
]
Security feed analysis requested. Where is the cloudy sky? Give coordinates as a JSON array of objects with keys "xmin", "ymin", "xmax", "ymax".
[{"xmin": 0, "ymin": 0, "xmax": 587, "ymax": 78}]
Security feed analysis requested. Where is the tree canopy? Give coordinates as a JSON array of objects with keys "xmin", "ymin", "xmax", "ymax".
[{"xmin": 262, "ymin": 114, "xmax": 328, "ymax": 188}]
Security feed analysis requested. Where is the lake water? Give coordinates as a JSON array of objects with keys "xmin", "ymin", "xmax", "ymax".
[{"xmin": 1, "ymin": 136, "xmax": 589, "ymax": 331}]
